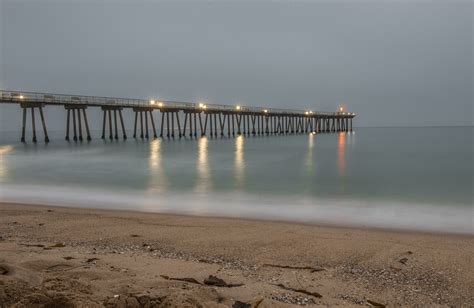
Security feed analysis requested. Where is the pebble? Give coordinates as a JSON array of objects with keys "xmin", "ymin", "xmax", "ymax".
[{"xmin": 271, "ymin": 293, "xmax": 316, "ymax": 305}]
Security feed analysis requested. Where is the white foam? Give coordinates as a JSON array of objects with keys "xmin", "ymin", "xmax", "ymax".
[{"xmin": 1, "ymin": 183, "xmax": 472, "ymax": 234}]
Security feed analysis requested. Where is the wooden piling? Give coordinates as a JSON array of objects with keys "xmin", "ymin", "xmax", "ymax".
[
  {"xmin": 194, "ymin": 113, "xmax": 198, "ymax": 137},
  {"xmin": 213, "ymin": 114, "xmax": 218, "ymax": 137},
  {"xmin": 37, "ymin": 107, "xmax": 49, "ymax": 143},
  {"xmin": 118, "ymin": 109, "xmax": 126, "ymax": 139},
  {"xmin": 231, "ymin": 114, "xmax": 235, "ymax": 136},
  {"xmin": 102, "ymin": 110, "xmax": 107, "ymax": 139},
  {"xmin": 256, "ymin": 115, "xmax": 260, "ymax": 135},
  {"xmin": 189, "ymin": 113, "xmax": 193, "ymax": 139},
  {"xmin": 139, "ymin": 111, "xmax": 144, "ymax": 139},
  {"xmin": 265, "ymin": 115, "xmax": 268, "ymax": 135},
  {"xmin": 78, "ymin": 108, "xmax": 83, "ymax": 141},
  {"xmin": 72, "ymin": 109, "xmax": 77, "ymax": 141},
  {"xmin": 133, "ymin": 112, "xmax": 138, "ymax": 138},
  {"xmin": 203, "ymin": 113, "xmax": 208, "ymax": 136},
  {"xmin": 31, "ymin": 107, "xmax": 37, "ymax": 142},
  {"xmin": 182, "ymin": 113, "xmax": 187, "ymax": 137},
  {"xmin": 21, "ymin": 108, "xmax": 27, "ymax": 142},
  {"xmin": 219, "ymin": 113, "xmax": 224, "ymax": 136},
  {"xmin": 84, "ymin": 109, "xmax": 92, "ymax": 141},
  {"xmin": 176, "ymin": 112, "xmax": 182, "ymax": 137},
  {"xmin": 167, "ymin": 111, "xmax": 171, "ymax": 139},
  {"xmin": 237, "ymin": 114, "xmax": 242, "ymax": 135},
  {"xmin": 107, "ymin": 110, "xmax": 113, "ymax": 139},
  {"xmin": 66, "ymin": 109, "xmax": 71, "ymax": 141},
  {"xmin": 199, "ymin": 113, "xmax": 204, "ymax": 137},
  {"xmin": 160, "ymin": 111, "xmax": 165, "ymax": 138},
  {"xmin": 209, "ymin": 113, "xmax": 213, "ymax": 137},
  {"xmin": 149, "ymin": 111, "xmax": 157, "ymax": 138},
  {"xmin": 171, "ymin": 111, "xmax": 175, "ymax": 138},
  {"xmin": 145, "ymin": 110, "xmax": 149, "ymax": 139},
  {"xmin": 249, "ymin": 115, "xmax": 253, "ymax": 136}
]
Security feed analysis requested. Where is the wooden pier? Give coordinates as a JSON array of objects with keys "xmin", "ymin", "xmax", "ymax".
[{"xmin": 0, "ymin": 90, "xmax": 355, "ymax": 143}]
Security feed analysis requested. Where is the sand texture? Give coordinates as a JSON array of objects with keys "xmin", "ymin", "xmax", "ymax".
[{"xmin": 0, "ymin": 203, "xmax": 473, "ymax": 307}]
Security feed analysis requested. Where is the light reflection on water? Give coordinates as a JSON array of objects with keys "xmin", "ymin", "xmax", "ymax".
[
  {"xmin": 337, "ymin": 132, "xmax": 346, "ymax": 177},
  {"xmin": 234, "ymin": 135, "xmax": 245, "ymax": 189},
  {"xmin": 0, "ymin": 145, "xmax": 13, "ymax": 181},
  {"xmin": 148, "ymin": 139, "xmax": 168, "ymax": 193},
  {"xmin": 195, "ymin": 137, "xmax": 211, "ymax": 193},
  {"xmin": 305, "ymin": 133, "xmax": 315, "ymax": 170}
]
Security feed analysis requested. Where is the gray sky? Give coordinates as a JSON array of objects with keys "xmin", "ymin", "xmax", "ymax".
[{"xmin": 0, "ymin": 0, "xmax": 472, "ymax": 130}]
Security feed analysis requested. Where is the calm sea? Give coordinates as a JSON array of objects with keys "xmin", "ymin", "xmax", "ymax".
[{"xmin": 0, "ymin": 127, "xmax": 472, "ymax": 233}]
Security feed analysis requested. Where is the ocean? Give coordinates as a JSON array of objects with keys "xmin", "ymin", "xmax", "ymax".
[{"xmin": 0, "ymin": 127, "xmax": 472, "ymax": 234}]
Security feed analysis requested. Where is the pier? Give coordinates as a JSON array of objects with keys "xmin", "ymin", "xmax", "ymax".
[{"xmin": 0, "ymin": 90, "xmax": 355, "ymax": 143}]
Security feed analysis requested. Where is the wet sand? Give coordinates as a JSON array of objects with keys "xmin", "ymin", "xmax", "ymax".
[{"xmin": 0, "ymin": 202, "xmax": 473, "ymax": 307}]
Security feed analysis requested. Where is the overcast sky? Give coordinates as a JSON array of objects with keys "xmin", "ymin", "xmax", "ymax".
[{"xmin": 0, "ymin": 0, "xmax": 472, "ymax": 130}]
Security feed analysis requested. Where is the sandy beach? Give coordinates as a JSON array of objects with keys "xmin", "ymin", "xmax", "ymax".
[{"xmin": 0, "ymin": 202, "xmax": 472, "ymax": 307}]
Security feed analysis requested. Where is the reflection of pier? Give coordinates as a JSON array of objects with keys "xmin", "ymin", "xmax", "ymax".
[
  {"xmin": 0, "ymin": 145, "xmax": 13, "ymax": 182},
  {"xmin": 195, "ymin": 137, "xmax": 211, "ymax": 193},
  {"xmin": 1, "ymin": 90, "xmax": 356, "ymax": 143},
  {"xmin": 234, "ymin": 136, "xmax": 245, "ymax": 188},
  {"xmin": 148, "ymin": 139, "xmax": 168, "ymax": 193},
  {"xmin": 337, "ymin": 132, "xmax": 346, "ymax": 177}
]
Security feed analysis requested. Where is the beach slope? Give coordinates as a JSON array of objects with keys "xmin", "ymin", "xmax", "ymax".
[{"xmin": 0, "ymin": 203, "xmax": 472, "ymax": 307}]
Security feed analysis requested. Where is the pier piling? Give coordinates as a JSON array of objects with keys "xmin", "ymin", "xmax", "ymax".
[
  {"xmin": 64, "ymin": 107, "xmax": 92, "ymax": 142},
  {"xmin": 101, "ymin": 106, "xmax": 126, "ymax": 141},
  {"xmin": 31, "ymin": 107, "xmax": 37, "ymax": 142},
  {"xmin": 19, "ymin": 102, "xmax": 48, "ymax": 143}
]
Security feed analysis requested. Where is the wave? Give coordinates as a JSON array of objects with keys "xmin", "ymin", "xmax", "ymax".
[{"xmin": 0, "ymin": 183, "xmax": 472, "ymax": 234}]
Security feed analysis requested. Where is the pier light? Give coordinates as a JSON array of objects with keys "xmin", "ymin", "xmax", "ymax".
[
  {"xmin": 263, "ymin": 109, "xmax": 268, "ymax": 113},
  {"xmin": 149, "ymin": 100, "xmax": 156, "ymax": 105},
  {"xmin": 339, "ymin": 106, "xmax": 344, "ymax": 113},
  {"xmin": 19, "ymin": 95, "xmax": 24, "ymax": 99},
  {"xmin": 202, "ymin": 105, "xmax": 207, "ymax": 109},
  {"xmin": 198, "ymin": 102, "xmax": 204, "ymax": 108},
  {"xmin": 157, "ymin": 102, "xmax": 164, "ymax": 107},
  {"xmin": 235, "ymin": 105, "xmax": 241, "ymax": 111},
  {"xmin": 305, "ymin": 111, "xmax": 309, "ymax": 115}
]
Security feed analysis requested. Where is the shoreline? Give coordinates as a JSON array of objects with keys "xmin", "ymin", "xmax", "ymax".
[
  {"xmin": 1, "ymin": 183, "xmax": 472, "ymax": 235},
  {"xmin": 1, "ymin": 202, "xmax": 473, "ymax": 306},
  {"xmin": 2, "ymin": 200, "xmax": 473, "ymax": 238}
]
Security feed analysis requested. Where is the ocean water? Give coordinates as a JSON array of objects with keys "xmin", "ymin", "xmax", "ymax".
[{"xmin": 0, "ymin": 127, "xmax": 472, "ymax": 234}]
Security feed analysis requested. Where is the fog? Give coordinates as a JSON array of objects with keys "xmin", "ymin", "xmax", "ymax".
[{"xmin": 1, "ymin": 0, "xmax": 472, "ymax": 132}]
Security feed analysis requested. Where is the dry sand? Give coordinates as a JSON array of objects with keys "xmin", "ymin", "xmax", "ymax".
[{"xmin": 0, "ymin": 202, "xmax": 473, "ymax": 307}]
